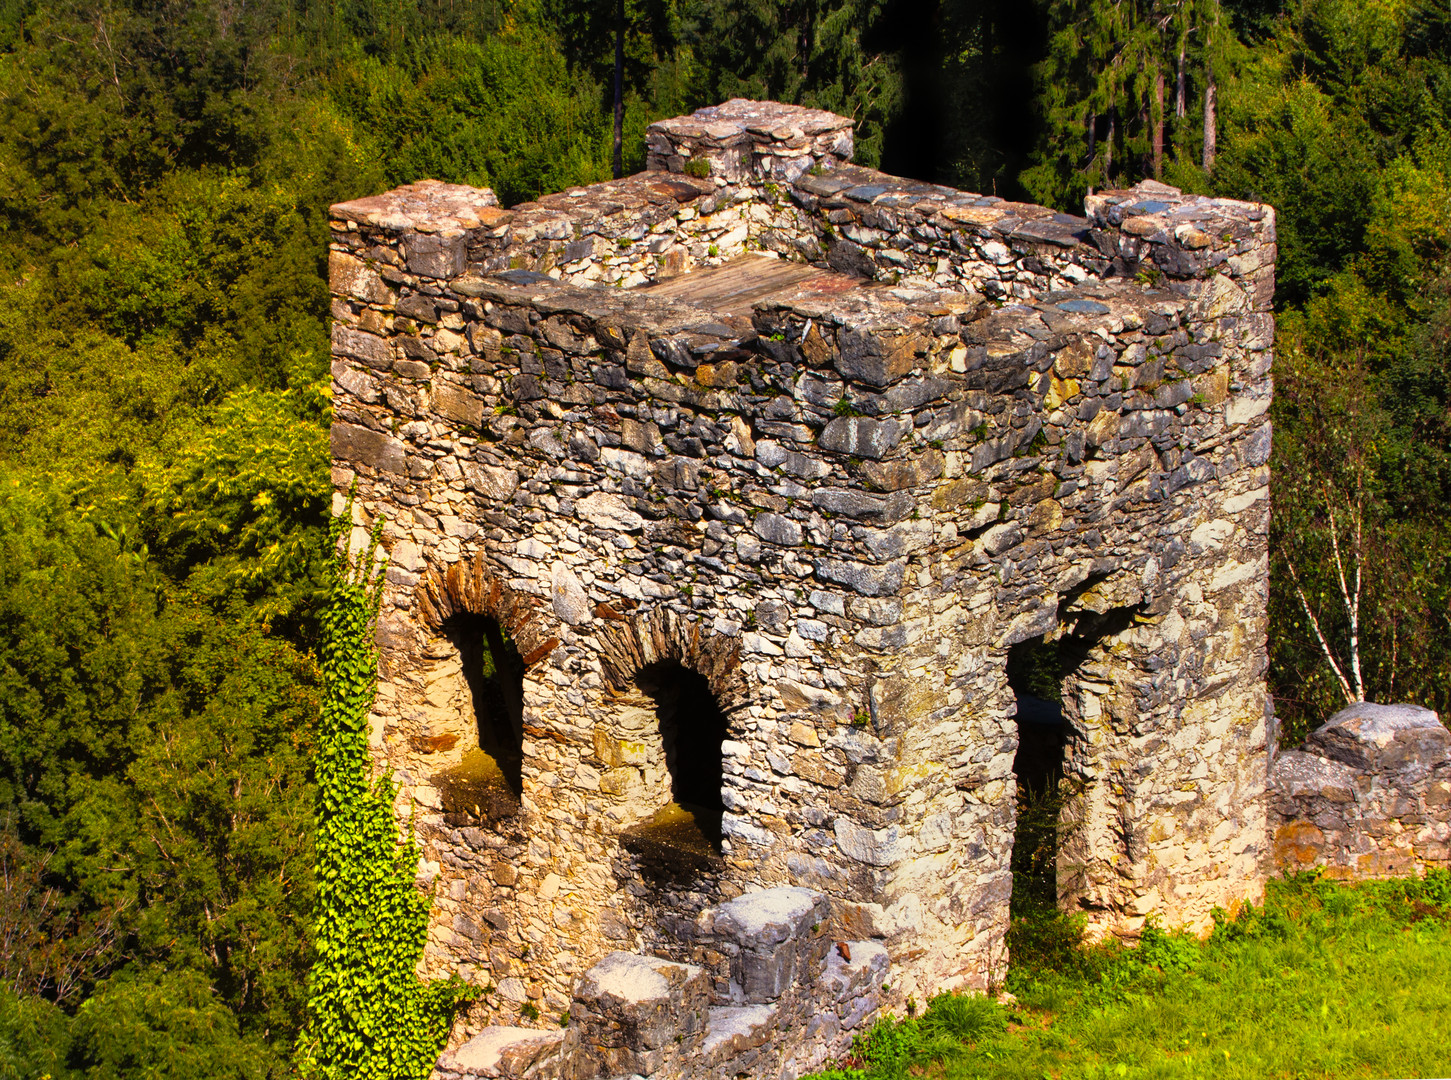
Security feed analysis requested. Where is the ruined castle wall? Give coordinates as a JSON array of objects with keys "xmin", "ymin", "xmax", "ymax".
[
  {"xmin": 332, "ymin": 101, "xmax": 859, "ymax": 306},
  {"xmin": 327, "ymin": 100, "xmax": 1276, "ymax": 1063},
  {"xmin": 482, "ymin": 100, "xmax": 857, "ymax": 289},
  {"xmin": 779, "ymin": 167, "xmax": 1277, "ymax": 312},
  {"xmin": 740, "ymin": 271, "xmax": 1274, "ymax": 967},
  {"xmin": 343, "ymin": 102, "xmax": 1274, "ymax": 339}
]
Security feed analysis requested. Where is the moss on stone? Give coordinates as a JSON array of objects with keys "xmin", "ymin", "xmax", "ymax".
[{"xmin": 435, "ymin": 747, "xmax": 521, "ymax": 823}]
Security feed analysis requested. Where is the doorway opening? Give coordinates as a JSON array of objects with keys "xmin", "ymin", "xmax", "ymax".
[
  {"xmin": 1006, "ymin": 602, "xmax": 1140, "ymax": 924},
  {"xmin": 622, "ymin": 660, "xmax": 729, "ymax": 870},
  {"xmin": 1007, "ymin": 635, "xmax": 1070, "ymax": 912},
  {"xmin": 434, "ymin": 614, "xmax": 526, "ymax": 820}
]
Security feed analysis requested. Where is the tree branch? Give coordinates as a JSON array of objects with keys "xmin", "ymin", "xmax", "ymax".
[{"xmin": 1283, "ymin": 549, "xmax": 1355, "ymax": 705}]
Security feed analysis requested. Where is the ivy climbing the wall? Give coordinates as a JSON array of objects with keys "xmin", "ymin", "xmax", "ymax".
[{"xmin": 299, "ymin": 509, "xmax": 475, "ymax": 1079}]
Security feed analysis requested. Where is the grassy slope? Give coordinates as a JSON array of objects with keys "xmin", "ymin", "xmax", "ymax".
[{"xmin": 811, "ymin": 873, "xmax": 1451, "ymax": 1080}]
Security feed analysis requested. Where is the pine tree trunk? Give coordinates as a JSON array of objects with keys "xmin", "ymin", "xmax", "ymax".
[
  {"xmin": 1202, "ymin": 72, "xmax": 1216, "ymax": 171},
  {"xmin": 1104, "ymin": 108, "xmax": 1116, "ymax": 185},
  {"xmin": 801, "ymin": 0, "xmax": 813, "ymax": 82},
  {"xmin": 1139, "ymin": 87, "xmax": 1151, "ymax": 178},
  {"xmin": 612, "ymin": 0, "xmax": 625, "ymax": 180},
  {"xmin": 1153, "ymin": 68, "xmax": 1165, "ymax": 178},
  {"xmin": 1175, "ymin": 43, "xmax": 1186, "ymax": 118}
]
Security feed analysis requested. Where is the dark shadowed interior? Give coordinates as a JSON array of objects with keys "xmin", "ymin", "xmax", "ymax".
[
  {"xmin": 443, "ymin": 614, "xmax": 526, "ymax": 799},
  {"xmin": 1007, "ymin": 635, "xmax": 1069, "ymax": 907},
  {"xmin": 624, "ymin": 660, "xmax": 730, "ymax": 867}
]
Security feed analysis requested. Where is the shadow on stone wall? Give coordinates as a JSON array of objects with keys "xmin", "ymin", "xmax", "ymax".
[
  {"xmin": 619, "ymin": 660, "xmax": 731, "ymax": 876},
  {"xmin": 444, "ymin": 613, "xmax": 527, "ymax": 798}
]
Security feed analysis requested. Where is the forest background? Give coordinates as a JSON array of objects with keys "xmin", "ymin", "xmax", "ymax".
[{"xmin": 0, "ymin": 0, "xmax": 1448, "ymax": 1074}]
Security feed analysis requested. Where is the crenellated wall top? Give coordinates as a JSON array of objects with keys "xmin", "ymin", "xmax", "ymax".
[{"xmin": 645, "ymin": 98, "xmax": 854, "ymax": 182}]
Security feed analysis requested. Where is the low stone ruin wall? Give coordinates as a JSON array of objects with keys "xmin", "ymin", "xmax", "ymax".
[
  {"xmin": 331, "ymin": 100, "xmax": 856, "ymax": 302},
  {"xmin": 435, "ymin": 887, "xmax": 889, "ymax": 1080},
  {"xmin": 1271, "ymin": 703, "xmax": 1451, "ymax": 878}
]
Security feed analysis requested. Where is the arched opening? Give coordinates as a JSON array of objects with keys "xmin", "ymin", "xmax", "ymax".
[
  {"xmin": 1007, "ymin": 636, "xmax": 1070, "ymax": 912},
  {"xmin": 621, "ymin": 660, "xmax": 729, "ymax": 869},
  {"xmin": 434, "ymin": 613, "xmax": 526, "ymax": 818},
  {"xmin": 642, "ymin": 661, "xmax": 728, "ymax": 823}
]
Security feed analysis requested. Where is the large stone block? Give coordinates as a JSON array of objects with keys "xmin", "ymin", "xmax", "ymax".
[
  {"xmin": 714, "ymin": 888, "xmax": 818, "ymax": 946},
  {"xmin": 820, "ymin": 939, "xmax": 889, "ymax": 1005},
  {"xmin": 332, "ymin": 324, "xmax": 392, "ymax": 370},
  {"xmin": 1307, "ymin": 703, "xmax": 1450, "ymax": 774},
  {"xmin": 563, "ymin": 952, "xmax": 709, "ymax": 1079},
  {"xmin": 1271, "ymin": 749, "xmax": 1358, "ymax": 804},
  {"xmin": 813, "ymin": 558, "xmax": 906, "ymax": 597},
  {"xmin": 834, "ymin": 329, "xmax": 924, "ymax": 387},
  {"xmin": 576, "ymin": 492, "xmax": 644, "ymax": 533},
  {"xmin": 331, "ymin": 422, "xmax": 407, "ymax": 474},
  {"xmin": 834, "ymin": 818, "xmax": 911, "ymax": 867},
  {"xmin": 818, "ymin": 416, "xmax": 910, "ymax": 459},
  {"xmin": 404, "ymin": 231, "xmax": 467, "ymax": 279},
  {"xmin": 434, "ymin": 381, "xmax": 485, "ymax": 428},
  {"xmin": 711, "ymin": 888, "xmax": 828, "ymax": 1004},
  {"xmin": 438, "ymin": 1027, "xmax": 565, "ymax": 1079},
  {"xmin": 1272, "ymin": 702, "xmax": 1451, "ymax": 881},
  {"xmin": 701, "ymin": 1004, "xmax": 776, "ymax": 1062}
]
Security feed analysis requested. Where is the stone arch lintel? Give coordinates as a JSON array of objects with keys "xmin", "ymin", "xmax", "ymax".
[
  {"xmin": 596, "ymin": 608, "xmax": 746, "ymax": 712},
  {"xmin": 415, "ymin": 552, "xmax": 558, "ymax": 668}
]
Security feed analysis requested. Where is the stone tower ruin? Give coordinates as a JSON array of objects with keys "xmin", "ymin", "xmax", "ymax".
[{"xmin": 328, "ymin": 100, "xmax": 1276, "ymax": 1077}]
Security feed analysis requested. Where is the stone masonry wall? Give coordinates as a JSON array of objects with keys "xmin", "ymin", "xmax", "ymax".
[
  {"xmin": 1271, "ymin": 703, "xmax": 1451, "ymax": 878},
  {"xmin": 326, "ymin": 99, "xmax": 1277, "ymax": 1073},
  {"xmin": 434, "ymin": 887, "xmax": 890, "ymax": 1080}
]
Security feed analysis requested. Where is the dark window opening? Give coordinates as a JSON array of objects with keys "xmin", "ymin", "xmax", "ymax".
[
  {"xmin": 434, "ymin": 614, "xmax": 525, "ymax": 820},
  {"xmin": 622, "ymin": 661, "xmax": 729, "ymax": 871},
  {"xmin": 1007, "ymin": 636, "xmax": 1069, "ymax": 912}
]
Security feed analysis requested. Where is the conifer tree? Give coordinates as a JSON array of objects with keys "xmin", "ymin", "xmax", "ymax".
[
  {"xmin": 1021, "ymin": 0, "xmax": 1231, "ymax": 210},
  {"xmin": 684, "ymin": 0, "xmax": 903, "ymax": 167}
]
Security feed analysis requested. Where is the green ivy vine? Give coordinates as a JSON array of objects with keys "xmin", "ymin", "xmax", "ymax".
[{"xmin": 299, "ymin": 504, "xmax": 475, "ymax": 1079}]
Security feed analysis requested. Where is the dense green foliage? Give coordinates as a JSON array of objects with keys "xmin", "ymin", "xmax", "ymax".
[
  {"xmin": 0, "ymin": 472, "xmax": 319, "ymax": 1077},
  {"xmin": 1227, "ymin": 1, "xmax": 1451, "ymax": 739},
  {"xmin": 807, "ymin": 872, "xmax": 1451, "ymax": 1080},
  {"xmin": 1021, "ymin": 0, "xmax": 1232, "ymax": 207},
  {"xmin": 0, "ymin": 0, "xmax": 1447, "ymax": 1073}
]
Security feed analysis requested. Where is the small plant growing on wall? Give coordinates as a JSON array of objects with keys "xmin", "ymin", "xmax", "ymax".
[
  {"xmin": 298, "ymin": 495, "xmax": 476, "ymax": 1080},
  {"xmin": 684, "ymin": 157, "xmax": 711, "ymax": 179}
]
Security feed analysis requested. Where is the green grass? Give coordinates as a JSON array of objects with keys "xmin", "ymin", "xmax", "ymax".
[{"xmin": 809, "ymin": 871, "xmax": 1451, "ymax": 1080}]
